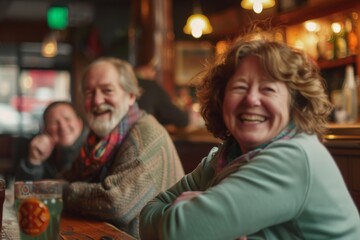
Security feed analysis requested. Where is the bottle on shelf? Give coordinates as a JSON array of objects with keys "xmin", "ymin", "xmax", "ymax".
[
  {"xmin": 345, "ymin": 15, "xmax": 358, "ymax": 56},
  {"xmin": 333, "ymin": 22, "xmax": 348, "ymax": 59},
  {"xmin": 317, "ymin": 26, "xmax": 335, "ymax": 61},
  {"xmin": 342, "ymin": 64, "xmax": 358, "ymax": 123}
]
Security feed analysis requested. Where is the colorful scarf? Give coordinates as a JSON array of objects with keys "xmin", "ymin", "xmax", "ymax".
[
  {"xmin": 211, "ymin": 123, "xmax": 297, "ymax": 186},
  {"xmin": 79, "ymin": 103, "xmax": 143, "ymax": 181}
]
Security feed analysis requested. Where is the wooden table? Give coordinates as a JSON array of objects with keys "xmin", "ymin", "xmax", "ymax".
[
  {"xmin": 59, "ymin": 214, "xmax": 135, "ymax": 240},
  {"xmin": 2, "ymin": 190, "xmax": 135, "ymax": 240}
]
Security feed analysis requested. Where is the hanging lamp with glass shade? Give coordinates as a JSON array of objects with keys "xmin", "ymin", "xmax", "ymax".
[
  {"xmin": 241, "ymin": 0, "xmax": 275, "ymax": 14},
  {"xmin": 183, "ymin": 1, "xmax": 212, "ymax": 39}
]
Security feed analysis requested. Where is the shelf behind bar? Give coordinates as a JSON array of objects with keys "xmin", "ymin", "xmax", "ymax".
[
  {"xmin": 272, "ymin": 0, "xmax": 360, "ymax": 27},
  {"xmin": 317, "ymin": 55, "xmax": 357, "ymax": 70}
]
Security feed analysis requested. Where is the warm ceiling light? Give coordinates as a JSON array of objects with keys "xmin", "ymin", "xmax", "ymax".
[
  {"xmin": 183, "ymin": 14, "xmax": 212, "ymax": 38},
  {"xmin": 331, "ymin": 22, "xmax": 342, "ymax": 33},
  {"xmin": 241, "ymin": 0, "xmax": 275, "ymax": 14},
  {"xmin": 41, "ymin": 32, "xmax": 58, "ymax": 58},
  {"xmin": 183, "ymin": 2, "xmax": 212, "ymax": 39},
  {"xmin": 304, "ymin": 21, "xmax": 320, "ymax": 32}
]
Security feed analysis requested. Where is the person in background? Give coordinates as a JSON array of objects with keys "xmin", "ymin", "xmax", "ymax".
[
  {"xmin": 60, "ymin": 57, "xmax": 184, "ymax": 239},
  {"xmin": 15, "ymin": 101, "xmax": 87, "ymax": 181},
  {"xmin": 139, "ymin": 35, "xmax": 360, "ymax": 239},
  {"xmin": 135, "ymin": 63, "xmax": 189, "ymax": 128}
]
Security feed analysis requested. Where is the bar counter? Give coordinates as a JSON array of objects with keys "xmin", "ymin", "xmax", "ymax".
[
  {"xmin": 169, "ymin": 123, "xmax": 360, "ymax": 158},
  {"xmin": 323, "ymin": 123, "xmax": 360, "ymax": 147},
  {"xmin": 169, "ymin": 123, "xmax": 360, "ymax": 146},
  {"xmin": 168, "ymin": 127, "xmax": 220, "ymax": 174},
  {"xmin": 322, "ymin": 123, "xmax": 360, "ymax": 212}
]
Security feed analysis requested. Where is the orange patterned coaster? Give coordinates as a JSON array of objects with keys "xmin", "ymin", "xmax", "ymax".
[{"xmin": 18, "ymin": 198, "xmax": 50, "ymax": 236}]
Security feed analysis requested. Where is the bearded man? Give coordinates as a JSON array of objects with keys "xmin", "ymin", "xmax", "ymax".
[{"xmin": 61, "ymin": 57, "xmax": 184, "ymax": 239}]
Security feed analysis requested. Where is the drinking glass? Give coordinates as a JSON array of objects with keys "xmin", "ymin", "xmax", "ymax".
[{"xmin": 14, "ymin": 180, "xmax": 63, "ymax": 240}]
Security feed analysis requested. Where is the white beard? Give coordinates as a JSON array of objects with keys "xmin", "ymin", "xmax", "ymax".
[
  {"xmin": 86, "ymin": 103, "xmax": 127, "ymax": 138},
  {"xmin": 88, "ymin": 117, "xmax": 118, "ymax": 137}
]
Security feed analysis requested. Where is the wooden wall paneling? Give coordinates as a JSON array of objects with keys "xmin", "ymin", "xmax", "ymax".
[
  {"xmin": 332, "ymin": 154, "xmax": 350, "ymax": 187},
  {"xmin": 327, "ymin": 146, "xmax": 360, "ymax": 212},
  {"xmin": 350, "ymin": 156, "xmax": 360, "ymax": 191}
]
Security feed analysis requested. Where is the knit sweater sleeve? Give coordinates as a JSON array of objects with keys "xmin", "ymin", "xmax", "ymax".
[
  {"xmin": 63, "ymin": 115, "xmax": 184, "ymax": 237},
  {"xmin": 63, "ymin": 156, "xmax": 157, "ymax": 228}
]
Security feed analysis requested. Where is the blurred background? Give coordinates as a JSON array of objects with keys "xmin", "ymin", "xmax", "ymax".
[{"xmin": 0, "ymin": 0, "xmax": 311, "ymax": 135}]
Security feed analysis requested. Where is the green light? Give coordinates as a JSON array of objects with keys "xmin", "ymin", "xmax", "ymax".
[{"xmin": 47, "ymin": 5, "xmax": 68, "ymax": 30}]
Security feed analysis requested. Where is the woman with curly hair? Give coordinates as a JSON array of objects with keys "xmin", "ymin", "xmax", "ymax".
[{"xmin": 139, "ymin": 35, "xmax": 360, "ymax": 239}]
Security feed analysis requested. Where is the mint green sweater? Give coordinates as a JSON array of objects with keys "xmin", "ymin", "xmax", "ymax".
[{"xmin": 140, "ymin": 133, "xmax": 360, "ymax": 239}]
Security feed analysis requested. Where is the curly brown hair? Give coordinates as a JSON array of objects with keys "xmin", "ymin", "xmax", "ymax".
[{"xmin": 196, "ymin": 37, "xmax": 333, "ymax": 140}]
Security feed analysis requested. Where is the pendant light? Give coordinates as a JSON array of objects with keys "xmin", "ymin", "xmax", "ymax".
[
  {"xmin": 241, "ymin": 0, "xmax": 275, "ymax": 14},
  {"xmin": 41, "ymin": 31, "xmax": 59, "ymax": 58},
  {"xmin": 183, "ymin": 1, "xmax": 212, "ymax": 38}
]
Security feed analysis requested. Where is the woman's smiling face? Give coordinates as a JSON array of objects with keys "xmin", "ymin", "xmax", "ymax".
[{"xmin": 222, "ymin": 55, "xmax": 291, "ymax": 153}]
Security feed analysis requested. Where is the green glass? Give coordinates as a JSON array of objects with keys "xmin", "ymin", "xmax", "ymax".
[{"xmin": 14, "ymin": 181, "xmax": 63, "ymax": 240}]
